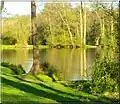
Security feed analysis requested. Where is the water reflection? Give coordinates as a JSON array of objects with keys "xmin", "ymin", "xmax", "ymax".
[
  {"xmin": 1, "ymin": 48, "xmax": 96, "ymax": 81},
  {"xmin": 1, "ymin": 49, "xmax": 32, "ymax": 73}
]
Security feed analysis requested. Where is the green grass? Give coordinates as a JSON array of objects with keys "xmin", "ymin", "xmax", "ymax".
[
  {"xmin": 85, "ymin": 45, "xmax": 97, "ymax": 48},
  {"xmin": 1, "ymin": 45, "xmax": 49, "ymax": 50},
  {"xmin": 1, "ymin": 45, "xmax": 97, "ymax": 50},
  {"xmin": 1, "ymin": 66, "xmax": 119, "ymax": 104},
  {"xmin": 1, "ymin": 66, "xmax": 14, "ymax": 75}
]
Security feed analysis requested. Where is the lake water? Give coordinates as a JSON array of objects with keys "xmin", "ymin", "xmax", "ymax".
[{"xmin": 1, "ymin": 48, "xmax": 97, "ymax": 81}]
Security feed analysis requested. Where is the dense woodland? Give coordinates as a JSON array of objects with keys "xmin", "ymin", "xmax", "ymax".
[{"xmin": 2, "ymin": 2, "xmax": 119, "ymax": 48}]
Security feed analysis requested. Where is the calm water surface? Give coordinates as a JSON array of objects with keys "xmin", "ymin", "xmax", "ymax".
[{"xmin": 1, "ymin": 48, "xmax": 97, "ymax": 81}]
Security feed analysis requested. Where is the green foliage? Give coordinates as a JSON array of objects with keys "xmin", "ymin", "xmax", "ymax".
[
  {"xmin": 47, "ymin": 34, "xmax": 70, "ymax": 46},
  {"xmin": 66, "ymin": 81, "xmax": 92, "ymax": 93},
  {"xmin": 35, "ymin": 2, "xmax": 118, "ymax": 47},
  {"xmin": 1, "ymin": 62, "xmax": 25, "ymax": 75},
  {"xmin": 1, "ymin": 35, "xmax": 17, "ymax": 45},
  {"xmin": 2, "ymin": 15, "xmax": 30, "ymax": 45},
  {"xmin": 41, "ymin": 62, "xmax": 60, "ymax": 81},
  {"xmin": 2, "ymin": 2, "xmax": 119, "ymax": 48},
  {"xmin": 91, "ymin": 57, "xmax": 119, "ymax": 94},
  {"xmin": 41, "ymin": 62, "xmax": 57, "ymax": 75}
]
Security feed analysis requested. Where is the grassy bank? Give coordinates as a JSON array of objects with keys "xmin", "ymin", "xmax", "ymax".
[
  {"xmin": 1, "ymin": 45, "xmax": 49, "ymax": 50},
  {"xmin": 1, "ymin": 66, "xmax": 119, "ymax": 104},
  {"xmin": 1, "ymin": 45, "xmax": 97, "ymax": 50},
  {"xmin": 86, "ymin": 45, "xmax": 97, "ymax": 48}
]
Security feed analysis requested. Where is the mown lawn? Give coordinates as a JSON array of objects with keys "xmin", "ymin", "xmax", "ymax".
[{"xmin": 1, "ymin": 66, "xmax": 119, "ymax": 104}]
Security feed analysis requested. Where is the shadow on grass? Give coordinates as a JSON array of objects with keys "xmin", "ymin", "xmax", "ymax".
[
  {"xmin": 15, "ymin": 75, "xmax": 119, "ymax": 104},
  {"xmin": 14, "ymin": 75, "xmax": 102, "ymax": 102},
  {"xmin": 15, "ymin": 76, "xmax": 90, "ymax": 98},
  {"xmin": 2, "ymin": 93, "xmax": 43, "ymax": 104},
  {"xmin": 2, "ymin": 76, "xmax": 82, "ymax": 103},
  {"xmin": 99, "ymin": 96, "xmax": 119, "ymax": 103},
  {"xmin": 2, "ymin": 76, "xmax": 118, "ymax": 104}
]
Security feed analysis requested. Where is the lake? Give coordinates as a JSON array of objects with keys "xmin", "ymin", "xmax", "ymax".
[{"xmin": 1, "ymin": 48, "xmax": 97, "ymax": 81}]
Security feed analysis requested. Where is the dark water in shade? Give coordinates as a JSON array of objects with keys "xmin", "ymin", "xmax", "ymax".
[{"xmin": 1, "ymin": 48, "xmax": 97, "ymax": 81}]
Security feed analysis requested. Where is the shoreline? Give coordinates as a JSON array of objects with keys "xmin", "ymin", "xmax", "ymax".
[{"xmin": 1, "ymin": 45, "xmax": 97, "ymax": 50}]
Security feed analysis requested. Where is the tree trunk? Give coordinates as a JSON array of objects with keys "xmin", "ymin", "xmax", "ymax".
[
  {"xmin": 83, "ymin": 3, "xmax": 87, "ymax": 45},
  {"xmin": 0, "ymin": 1, "xmax": 4, "ymax": 14},
  {"xmin": 0, "ymin": 1, "xmax": 4, "ymax": 37},
  {"xmin": 101, "ymin": 16, "xmax": 105, "ymax": 45},
  {"xmin": 80, "ymin": 1, "xmax": 83, "ymax": 45},
  {"xmin": 110, "ymin": 3, "xmax": 114, "ymax": 48},
  {"xmin": 54, "ymin": 3, "xmax": 74, "ymax": 46},
  {"xmin": 94, "ymin": 11, "xmax": 104, "ymax": 46},
  {"xmin": 83, "ymin": 49, "xmax": 87, "ymax": 77},
  {"xmin": 48, "ymin": 11, "xmax": 53, "ymax": 45},
  {"xmin": 30, "ymin": 0, "xmax": 41, "ymax": 74},
  {"xmin": 80, "ymin": 48, "xmax": 83, "ymax": 79}
]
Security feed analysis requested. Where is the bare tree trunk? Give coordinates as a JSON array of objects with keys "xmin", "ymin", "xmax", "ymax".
[
  {"xmin": 80, "ymin": 48, "xmax": 83, "ymax": 79},
  {"xmin": 80, "ymin": 1, "xmax": 83, "ymax": 45},
  {"xmin": 76, "ymin": 24, "xmax": 79, "ymax": 36},
  {"xmin": 83, "ymin": 3, "xmax": 87, "ymax": 45},
  {"xmin": 100, "ymin": 16, "xmax": 105, "ymax": 45},
  {"xmin": 94, "ymin": 11, "xmax": 100, "ymax": 45},
  {"xmin": 110, "ymin": 3, "xmax": 114, "ymax": 48},
  {"xmin": 63, "ymin": 29, "xmax": 66, "ymax": 46},
  {"xmin": 95, "ymin": 11, "xmax": 105, "ymax": 45},
  {"xmin": 83, "ymin": 49, "xmax": 87, "ymax": 78},
  {"xmin": 30, "ymin": 0, "xmax": 41, "ymax": 74},
  {"xmin": 54, "ymin": 3, "xmax": 74, "ymax": 46},
  {"xmin": 63, "ymin": 3, "xmax": 67, "ymax": 46},
  {"xmin": 48, "ymin": 12, "xmax": 53, "ymax": 46}
]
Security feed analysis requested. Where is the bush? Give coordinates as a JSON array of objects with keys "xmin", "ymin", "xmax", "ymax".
[
  {"xmin": 1, "ymin": 62, "xmax": 25, "ymax": 75},
  {"xmin": 41, "ymin": 62, "xmax": 62, "ymax": 81},
  {"xmin": 1, "ymin": 36, "xmax": 17, "ymax": 45},
  {"xmin": 91, "ymin": 57, "xmax": 119, "ymax": 94},
  {"xmin": 66, "ymin": 80, "xmax": 92, "ymax": 93}
]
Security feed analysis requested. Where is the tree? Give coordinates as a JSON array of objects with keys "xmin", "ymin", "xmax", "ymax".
[
  {"xmin": 0, "ymin": 0, "xmax": 4, "ymax": 14},
  {"xmin": 83, "ymin": 3, "xmax": 87, "ymax": 46},
  {"xmin": 91, "ymin": 2, "xmax": 118, "ymax": 48},
  {"xmin": 54, "ymin": 3, "xmax": 74, "ymax": 47},
  {"xmin": 91, "ymin": 3, "xmax": 105, "ymax": 46},
  {"xmin": 0, "ymin": 0, "xmax": 4, "ymax": 41},
  {"xmin": 79, "ymin": 1, "xmax": 83, "ymax": 45},
  {"xmin": 30, "ymin": 0, "xmax": 42, "ymax": 74},
  {"xmin": 2, "ymin": 15, "xmax": 30, "ymax": 45}
]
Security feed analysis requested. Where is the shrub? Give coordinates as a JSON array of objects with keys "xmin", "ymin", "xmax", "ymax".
[
  {"xmin": 66, "ymin": 80, "xmax": 92, "ymax": 93},
  {"xmin": 41, "ymin": 62, "xmax": 62, "ymax": 81},
  {"xmin": 41, "ymin": 62, "xmax": 63, "ymax": 81},
  {"xmin": 91, "ymin": 57, "xmax": 119, "ymax": 94},
  {"xmin": 1, "ymin": 62, "xmax": 25, "ymax": 75},
  {"xmin": 1, "ymin": 36, "xmax": 17, "ymax": 45}
]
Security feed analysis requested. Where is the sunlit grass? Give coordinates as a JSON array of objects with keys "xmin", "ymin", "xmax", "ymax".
[
  {"xmin": 1, "ymin": 45, "xmax": 49, "ymax": 50},
  {"xmin": 1, "ymin": 45, "xmax": 96, "ymax": 50},
  {"xmin": 1, "ymin": 66, "xmax": 119, "ymax": 103}
]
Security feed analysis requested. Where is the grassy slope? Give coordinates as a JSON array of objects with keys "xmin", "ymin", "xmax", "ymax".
[{"xmin": 1, "ymin": 67, "xmax": 118, "ymax": 104}]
